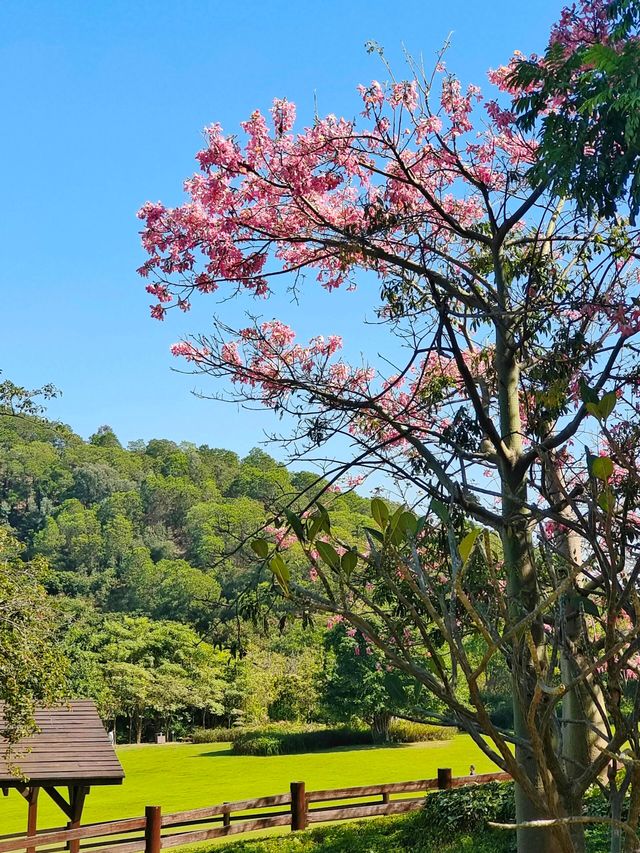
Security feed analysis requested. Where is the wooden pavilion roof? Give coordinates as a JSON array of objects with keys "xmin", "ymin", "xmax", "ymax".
[{"xmin": 0, "ymin": 700, "xmax": 124, "ymax": 787}]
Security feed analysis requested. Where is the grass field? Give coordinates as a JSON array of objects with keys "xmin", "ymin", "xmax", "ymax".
[{"xmin": 0, "ymin": 735, "xmax": 497, "ymax": 837}]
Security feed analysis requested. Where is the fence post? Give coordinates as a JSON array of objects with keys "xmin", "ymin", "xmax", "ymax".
[
  {"xmin": 437, "ymin": 768, "xmax": 452, "ymax": 790},
  {"xmin": 222, "ymin": 802, "xmax": 231, "ymax": 830},
  {"xmin": 145, "ymin": 806, "xmax": 162, "ymax": 853},
  {"xmin": 290, "ymin": 781, "xmax": 307, "ymax": 831}
]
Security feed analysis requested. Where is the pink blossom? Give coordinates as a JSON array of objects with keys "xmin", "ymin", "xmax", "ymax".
[
  {"xmin": 271, "ymin": 98, "xmax": 296, "ymax": 135},
  {"xmin": 389, "ymin": 81, "xmax": 419, "ymax": 113},
  {"xmin": 170, "ymin": 341, "xmax": 211, "ymax": 362}
]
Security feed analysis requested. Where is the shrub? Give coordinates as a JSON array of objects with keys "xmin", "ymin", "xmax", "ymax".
[
  {"xmin": 210, "ymin": 810, "xmax": 515, "ymax": 852},
  {"xmin": 419, "ymin": 781, "xmax": 515, "ymax": 836},
  {"xmin": 191, "ymin": 727, "xmax": 245, "ymax": 743},
  {"xmin": 191, "ymin": 722, "xmax": 327, "ymax": 744},
  {"xmin": 233, "ymin": 725, "xmax": 371, "ymax": 756},
  {"xmin": 387, "ymin": 720, "xmax": 453, "ymax": 743},
  {"xmin": 478, "ymin": 691, "xmax": 514, "ymax": 730}
]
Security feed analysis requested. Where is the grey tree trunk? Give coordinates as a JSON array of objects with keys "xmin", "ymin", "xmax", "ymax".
[
  {"xmin": 496, "ymin": 328, "xmax": 561, "ymax": 853},
  {"xmin": 547, "ymin": 454, "xmax": 608, "ymax": 853}
]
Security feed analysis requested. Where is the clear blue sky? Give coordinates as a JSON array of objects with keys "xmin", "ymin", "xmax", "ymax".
[{"xmin": 1, "ymin": 0, "xmax": 562, "ymax": 458}]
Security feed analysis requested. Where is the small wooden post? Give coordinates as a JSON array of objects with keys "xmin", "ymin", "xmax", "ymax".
[
  {"xmin": 67, "ymin": 786, "xmax": 87, "ymax": 853},
  {"xmin": 437, "ymin": 768, "xmax": 452, "ymax": 790},
  {"xmin": 145, "ymin": 805, "xmax": 162, "ymax": 853},
  {"xmin": 222, "ymin": 803, "xmax": 231, "ymax": 829},
  {"xmin": 381, "ymin": 792, "xmax": 390, "ymax": 805},
  {"xmin": 26, "ymin": 788, "xmax": 39, "ymax": 853},
  {"xmin": 290, "ymin": 781, "xmax": 307, "ymax": 831}
]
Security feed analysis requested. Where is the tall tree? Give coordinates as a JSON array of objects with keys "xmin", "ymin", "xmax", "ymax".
[
  {"xmin": 138, "ymin": 12, "xmax": 640, "ymax": 852},
  {"xmin": 0, "ymin": 528, "xmax": 66, "ymax": 747}
]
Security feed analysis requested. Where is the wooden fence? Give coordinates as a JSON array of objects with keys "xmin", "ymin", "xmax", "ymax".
[{"xmin": 0, "ymin": 769, "xmax": 510, "ymax": 853}]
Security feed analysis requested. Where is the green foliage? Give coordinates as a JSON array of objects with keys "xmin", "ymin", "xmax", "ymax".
[
  {"xmin": 62, "ymin": 608, "xmax": 228, "ymax": 741},
  {"xmin": 231, "ymin": 628, "xmax": 324, "ymax": 726},
  {"xmin": 420, "ymin": 782, "xmax": 515, "ymax": 836},
  {"xmin": 0, "ymin": 527, "xmax": 67, "ymax": 744},
  {"xmin": 321, "ymin": 624, "xmax": 424, "ymax": 739},
  {"xmin": 208, "ymin": 811, "xmax": 514, "ymax": 853},
  {"xmin": 232, "ymin": 724, "xmax": 371, "ymax": 755},
  {"xmin": 191, "ymin": 721, "xmax": 377, "ymax": 746},
  {"xmin": 0, "ymin": 413, "xmax": 437, "ymax": 740},
  {"xmin": 191, "ymin": 726, "xmax": 247, "ymax": 743},
  {"xmin": 387, "ymin": 719, "xmax": 453, "ymax": 743},
  {"xmin": 511, "ymin": 6, "xmax": 640, "ymax": 221}
]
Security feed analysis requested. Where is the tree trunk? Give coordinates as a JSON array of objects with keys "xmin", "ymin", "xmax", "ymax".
[
  {"xmin": 496, "ymin": 328, "xmax": 560, "ymax": 853},
  {"xmin": 371, "ymin": 711, "xmax": 391, "ymax": 743},
  {"xmin": 546, "ymin": 450, "xmax": 607, "ymax": 853},
  {"xmin": 502, "ymin": 503, "xmax": 560, "ymax": 853},
  {"xmin": 136, "ymin": 714, "xmax": 143, "ymax": 744}
]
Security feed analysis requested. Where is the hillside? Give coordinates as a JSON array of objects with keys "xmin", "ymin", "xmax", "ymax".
[{"xmin": 0, "ymin": 415, "xmax": 373, "ymax": 741}]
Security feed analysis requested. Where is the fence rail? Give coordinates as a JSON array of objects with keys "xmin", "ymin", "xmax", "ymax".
[{"xmin": 0, "ymin": 769, "xmax": 511, "ymax": 853}]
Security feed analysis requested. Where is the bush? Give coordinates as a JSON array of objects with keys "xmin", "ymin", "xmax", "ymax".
[
  {"xmin": 233, "ymin": 725, "xmax": 372, "ymax": 756},
  {"xmin": 210, "ymin": 810, "xmax": 515, "ymax": 852},
  {"xmin": 191, "ymin": 722, "xmax": 327, "ymax": 744},
  {"xmin": 419, "ymin": 781, "xmax": 515, "ymax": 836},
  {"xmin": 191, "ymin": 727, "xmax": 243, "ymax": 743},
  {"xmin": 387, "ymin": 720, "xmax": 453, "ymax": 743},
  {"xmin": 479, "ymin": 691, "xmax": 514, "ymax": 730},
  {"xmin": 195, "ymin": 719, "xmax": 453, "ymax": 751}
]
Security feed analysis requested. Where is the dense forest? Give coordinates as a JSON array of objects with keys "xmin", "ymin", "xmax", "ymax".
[{"xmin": 0, "ymin": 412, "xmax": 394, "ymax": 742}]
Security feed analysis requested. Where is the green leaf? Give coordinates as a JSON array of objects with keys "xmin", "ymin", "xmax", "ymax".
[
  {"xmin": 316, "ymin": 503, "xmax": 331, "ymax": 534},
  {"xmin": 598, "ymin": 490, "xmax": 616, "ymax": 513},
  {"xmin": 250, "ymin": 539, "xmax": 269, "ymax": 559},
  {"xmin": 316, "ymin": 540, "xmax": 341, "ymax": 570},
  {"xmin": 591, "ymin": 456, "xmax": 614, "ymax": 481},
  {"xmin": 306, "ymin": 514, "xmax": 323, "ymax": 542},
  {"xmin": 269, "ymin": 554, "xmax": 290, "ymax": 594},
  {"xmin": 307, "ymin": 505, "xmax": 330, "ymax": 541},
  {"xmin": 340, "ymin": 550, "xmax": 358, "ymax": 575},
  {"xmin": 584, "ymin": 43, "xmax": 621, "ymax": 73},
  {"xmin": 458, "ymin": 528, "xmax": 482, "ymax": 566},
  {"xmin": 284, "ymin": 509, "xmax": 305, "ymax": 542},
  {"xmin": 426, "ymin": 650, "xmax": 447, "ymax": 675},
  {"xmin": 364, "ymin": 526, "xmax": 385, "ymax": 543},
  {"xmin": 386, "ymin": 506, "xmax": 406, "ymax": 545},
  {"xmin": 371, "ymin": 498, "xmax": 390, "ymax": 530},
  {"xmin": 579, "ymin": 379, "xmax": 599, "ymax": 405},
  {"xmin": 586, "ymin": 402, "xmax": 603, "ymax": 420},
  {"xmin": 398, "ymin": 511, "xmax": 418, "ymax": 537},
  {"xmin": 430, "ymin": 498, "xmax": 450, "ymax": 524},
  {"xmin": 599, "ymin": 391, "xmax": 617, "ymax": 420}
]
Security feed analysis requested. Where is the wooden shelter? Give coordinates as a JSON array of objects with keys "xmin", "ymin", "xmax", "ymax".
[{"xmin": 0, "ymin": 701, "xmax": 124, "ymax": 851}]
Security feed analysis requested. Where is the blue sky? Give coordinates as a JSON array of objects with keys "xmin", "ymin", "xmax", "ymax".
[{"xmin": 1, "ymin": 0, "xmax": 562, "ymax": 459}]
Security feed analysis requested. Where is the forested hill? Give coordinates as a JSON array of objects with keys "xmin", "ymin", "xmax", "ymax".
[{"xmin": 0, "ymin": 414, "xmax": 375, "ymax": 740}]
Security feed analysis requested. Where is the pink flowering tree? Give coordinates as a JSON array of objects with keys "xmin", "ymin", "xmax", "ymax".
[{"xmin": 139, "ymin": 14, "xmax": 640, "ymax": 853}]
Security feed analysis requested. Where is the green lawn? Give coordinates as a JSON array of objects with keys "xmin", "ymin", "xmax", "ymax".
[{"xmin": 0, "ymin": 736, "xmax": 497, "ymax": 837}]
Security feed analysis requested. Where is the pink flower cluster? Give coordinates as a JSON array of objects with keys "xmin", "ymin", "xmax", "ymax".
[
  {"xmin": 138, "ymin": 59, "xmax": 540, "ymax": 318},
  {"xmin": 169, "ymin": 342, "xmax": 211, "ymax": 362},
  {"xmin": 550, "ymin": 0, "xmax": 612, "ymax": 54}
]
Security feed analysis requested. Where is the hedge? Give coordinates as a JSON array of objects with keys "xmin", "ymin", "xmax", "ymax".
[{"xmin": 232, "ymin": 725, "xmax": 371, "ymax": 756}]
